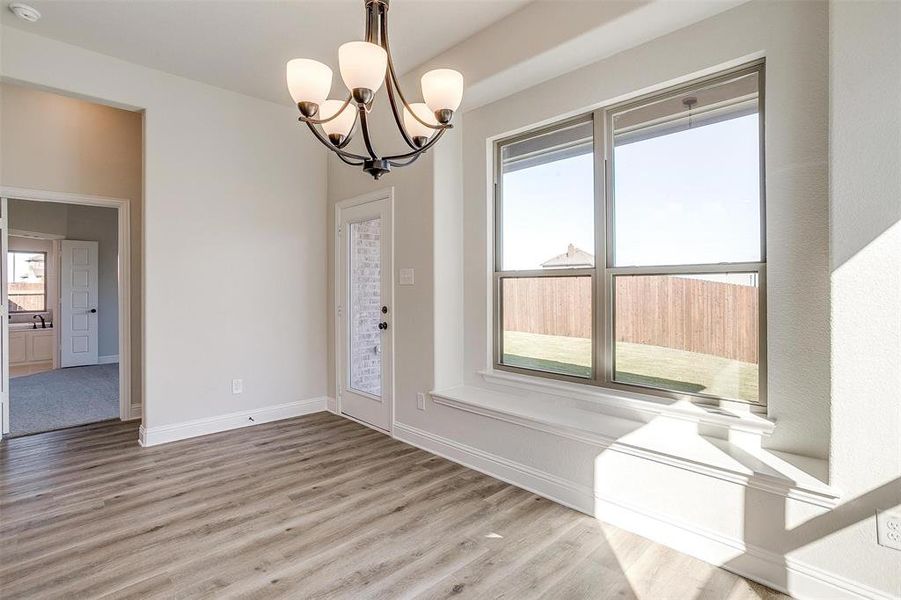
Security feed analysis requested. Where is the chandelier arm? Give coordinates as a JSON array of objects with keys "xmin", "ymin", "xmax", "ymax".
[
  {"xmin": 388, "ymin": 153, "xmax": 422, "ymax": 168},
  {"xmin": 364, "ymin": 2, "xmax": 372, "ymax": 42},
  {"xmin": 383, "ymin": 75, "xmax": 419, "ymax": 150},
  {"xmin": 380, "ymin": 9, "xmax": 447, "ymax": 131},
  {"xmin": 383, "ymin": 126, "xmax": 447, "ymax": 161},
  {"xmin": 358, "ymin": 107, "xmax": 380, "ymax": 160},
  {"xmin": 337, "ymin": 153, "xmax": 366, "ymax": 167},
  {"xmin": 304, "ymin": 120, "xmax": 368, "ymax": 162},
  {"xmin": 297, "ymin": 95, "xmax": 354, "ymax": 126}
]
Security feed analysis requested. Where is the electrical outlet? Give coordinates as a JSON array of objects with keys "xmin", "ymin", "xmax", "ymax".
[
  {"xmin": 232, "ymin": 379, "xmax": 243, "ymax": 394},
  {"xmin": 877, "ymin": 510, "xmax": 901, "ymax": 551},
  {"xmin": 416, "ymin": 392, "xmax": 425, "ymax": 410}
]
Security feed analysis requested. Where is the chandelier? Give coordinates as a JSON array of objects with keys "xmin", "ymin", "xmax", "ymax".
[{"xmin": 286, "ymin": 0, "xmax": 464, "ymax": 179}]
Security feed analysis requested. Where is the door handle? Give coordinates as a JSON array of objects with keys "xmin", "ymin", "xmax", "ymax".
[
  {"xmin": 378, "ymin": 322, "xmax": 388, "ymax": 330},
  {"xmin": 90, "ymin": 308, "xmax": 97, "ymax": 313}
]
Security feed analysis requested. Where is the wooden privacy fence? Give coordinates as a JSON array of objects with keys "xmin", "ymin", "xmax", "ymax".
[{"xmin": 502, "ymin": 275, "xmax": 758, "ymax": 363}]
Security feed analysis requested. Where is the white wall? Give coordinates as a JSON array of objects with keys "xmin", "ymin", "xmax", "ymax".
[
  {"xmin": 325, "ymin": 0, "xmax": 899, "ymax": 597},
  {"xmin": 1, "ymin": 26, "xmax": 329, "ymax": 429},
  {"xmin": 827, "ymin": 0, "xmax": 901, "ymax": 590}
]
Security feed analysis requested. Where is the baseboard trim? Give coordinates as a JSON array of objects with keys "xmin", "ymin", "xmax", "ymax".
[
  {"xmin": 392, "ymin": 421, "xmax": 889, "ymax": 600},
  {"xmin": 98, "ymin": 354, "xmax": 119, "ymax": 364},
  {"xmin": 123, "ymin": 404, "xmax": 141, "ymax": 421},
  {"xmin": 394, "ymin": 422, "xmax": 594, "ymax": 515},
  {"xmin": 594, "ymin": 495, "xmax": 891, "ymax": 600},
  {"xmin": 139, "ymin": 397, "xmax": 327, "ymax": 447}
]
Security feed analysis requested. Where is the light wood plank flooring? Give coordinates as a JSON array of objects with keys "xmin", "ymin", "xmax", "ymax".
[{"xmin": 0, "ymin": 412, "xmax": 788, "ymax": 599}]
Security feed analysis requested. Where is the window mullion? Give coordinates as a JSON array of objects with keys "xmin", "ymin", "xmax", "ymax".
[{"xmin": 594, "ymin": 108, "xmax": 609, "ymax": 384}]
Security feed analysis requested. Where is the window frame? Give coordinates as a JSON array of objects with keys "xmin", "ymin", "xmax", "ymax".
[
  {"xmin": 7, "ymin": 249, "xmax": 48, "ymax": 314},
  {"xmin": 493, "ymin": 61, "xmax": 767, "ymax": 407}
]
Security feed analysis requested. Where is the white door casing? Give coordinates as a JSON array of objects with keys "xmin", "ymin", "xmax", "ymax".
[
  {"xmin": 1, "ymin": 197, "xmax": 8, "ymax": 437},
  {"xmin": 60, "ymin": 240, "xmax": 100, "ymax": 368},
  {"xmin": 336, "ymin": 191, "xmax": 394, "ymax": 432},
  {"xmin": 1, "ymin": 187, "xmax": 133, "ymax": 426}
]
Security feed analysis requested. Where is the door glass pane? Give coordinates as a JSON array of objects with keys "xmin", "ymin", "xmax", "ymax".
[
  {"xmin": 500, "ymin": 120, "xmax": 594, "ymax": 271},
  {"xmin": 501, "ymin": 276, "xmax": 592, "ymax": 378},
  {"xmin": 348, "ymin": 218, "xmax": 382, "ymax": 397},
  {"xmin": 613, "ymin": 273, "xmax": 759, "ymax": 402},
  {"xmin": 611, "ymin": 71, "xmax": 761, "ymax": 267}
]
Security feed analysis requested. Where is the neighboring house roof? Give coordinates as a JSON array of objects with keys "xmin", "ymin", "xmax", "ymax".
[{"xmin": 541, "ymin": 244, "xmax": 594, "ymax": 268}]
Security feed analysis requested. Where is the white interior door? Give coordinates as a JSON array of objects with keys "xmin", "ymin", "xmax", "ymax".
[
  {"xmin": 337, "ymin": 194, "xmax": 393, "ymax": 431},
  {"xmin": 60, "ymin": 240, "xmax": 99, "ymax": 368},
  {"xmin": 1, "ymin": 197, "xmax": 9, "ymax": 438}
]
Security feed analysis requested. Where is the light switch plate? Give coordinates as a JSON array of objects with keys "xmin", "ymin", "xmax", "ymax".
[
  {"xmin": 232, "ymin": 379, "xmax": 243, "ymax": 394},
  {"xmin": 399, "ymin": 268, "xmax": 415, "ymax": 286},
  {"xmin": 416, "ymin": 392, "xmax": 425, "ymax": 410}
]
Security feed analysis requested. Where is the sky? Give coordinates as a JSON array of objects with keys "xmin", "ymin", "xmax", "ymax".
[
  {"xmin": 7, "ymin": 252, "xmax": 45, "ymax": 283},
  {"xmin": 501, "ymin": 114, "xmax": 761, "ymax": 272}
]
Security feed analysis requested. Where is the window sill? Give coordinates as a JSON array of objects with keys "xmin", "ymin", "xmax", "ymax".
[
  {"xmin": 481, "ymin": 368, "xmax": 774, "ymax": 437},
  {"xmin": 430, "ymin": 372, "xmax": 838, "ymax": 508}
]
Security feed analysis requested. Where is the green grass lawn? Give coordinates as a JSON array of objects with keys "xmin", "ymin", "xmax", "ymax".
[{"xmin": 502, "ymin": 331, "xmax": 758, "ymax": 403}]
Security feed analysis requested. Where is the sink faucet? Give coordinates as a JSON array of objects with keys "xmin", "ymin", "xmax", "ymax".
[{"xmin": 33, "ymin": 314, "xmax": 46, "ymax": 329}]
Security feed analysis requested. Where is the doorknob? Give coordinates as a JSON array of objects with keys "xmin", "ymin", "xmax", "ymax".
[
  {"xmin": 90, "ymin": 308, "xmax": 97, "ymax": 313},
  {"xmin": 378, "ymin": 322, "xmax": 388, "ymax": 330}
]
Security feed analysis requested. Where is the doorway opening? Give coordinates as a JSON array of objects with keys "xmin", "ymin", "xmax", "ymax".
[{"xmin": 0, "ymin": 192, "xmax": 133, "ymax": 438}]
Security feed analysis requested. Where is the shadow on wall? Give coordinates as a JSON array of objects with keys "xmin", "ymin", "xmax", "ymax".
[
  {"xmin": 590, "ymin": 413, "xmax": 901, "ymax": 597},
  {"xmin": 728, "ymin": 473, "xmax": 901, "ymax": 597}
]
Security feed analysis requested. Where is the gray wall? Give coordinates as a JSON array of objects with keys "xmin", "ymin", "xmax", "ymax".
[{"xmin": 9, "ymin": 199, "xmax": 119, "ymax": 358}]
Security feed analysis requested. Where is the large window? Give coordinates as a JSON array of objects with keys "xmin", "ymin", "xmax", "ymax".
[
  {"xmin": 494, "ymin": 63, "xmax": 765, "ymax": 405},
  {"xmin": 8, "ymin": 251, "xmax": 47, "ymax": 313}
]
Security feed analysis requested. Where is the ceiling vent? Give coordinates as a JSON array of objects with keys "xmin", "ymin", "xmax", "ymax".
[{"xmin": 8, "ymin": 2, "xmax": 41, "ymax": 23}]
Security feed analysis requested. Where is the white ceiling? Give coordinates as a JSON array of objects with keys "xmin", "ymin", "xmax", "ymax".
[{"xmin": 2, "ymin": 0, "xmax": 530, "ymax": 105}]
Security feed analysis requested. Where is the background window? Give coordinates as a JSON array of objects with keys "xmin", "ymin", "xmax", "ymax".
[
  {"xmin": 611, "ymin": 70, "xmax": 761, "ymax": 267},
  {"xmin": 499, "ymin": 120, "xmax": 594, "ymax": 272},
  {"xmin": 8, "ymin": 251, "xmax": 47, "ymax": 313},
  {"xmin": 607, "ymin": 67, "xmax": 764, "ymax": 403},
  {"xmin": 612, "ymin": 273, "xmax": 759, "ymax": 402},
  {"xmin": 500, "ymin": 276, "xmax": 592, "ymax": 378},
  {"xmin": 496, "ymin": 117, "xmax": 596, "ymax": 381},
  {"xmin": 494, "ymin": 63, "xmax": 765, "ymax": 405}
]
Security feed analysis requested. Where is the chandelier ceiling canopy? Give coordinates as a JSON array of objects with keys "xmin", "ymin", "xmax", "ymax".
[{"xmin": 286, "ymin": 0, "xmax": 464, "ymax": 179}]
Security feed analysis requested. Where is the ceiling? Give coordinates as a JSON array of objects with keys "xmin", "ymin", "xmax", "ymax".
[{"xmin": 2, "ymin": 0, "xmax": 530, "ymax": 105}]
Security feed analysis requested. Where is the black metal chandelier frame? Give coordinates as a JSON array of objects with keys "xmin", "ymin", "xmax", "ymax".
[{"xmin": 295, "ymin": 0, "xmax": 453, "ymax": 179}]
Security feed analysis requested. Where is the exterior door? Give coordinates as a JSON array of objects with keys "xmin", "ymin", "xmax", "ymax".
[
  {"xmin": 60, "ymin": 240, "xmax": 99, "ymax": 368},
  {"xmin": 337, "ymin": 193, "xmax": 393, "ymax": 431}
]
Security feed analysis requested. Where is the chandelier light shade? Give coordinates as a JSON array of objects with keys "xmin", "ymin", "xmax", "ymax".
[
  {"xmin": 338, "ymin": 42, "xmax": 388, "ymax": 93},
  {"xmin": 403, "ymin": 103, "xmax": 438, "ymax": 140},
  {"xmin": 319, "ymin": 99, "xmax": 357, "ymax": 143},
  {"xmin": 286, "ymin": 0, "xmax": 463, "ymax": 179},
  {"xmin": 421, "ymin": 69, "xmax": 464, "ymax": 115},
  {"xmin": 286, "ymin": 59, "xmax": 332, "ymax": 106}
]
